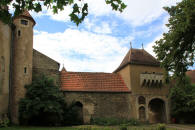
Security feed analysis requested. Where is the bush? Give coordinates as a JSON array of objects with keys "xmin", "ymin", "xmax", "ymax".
[
  {"xmin": 19, "ymin": 74, "xmax": 80, "ymax": 126},
  {"xmin": 156, "ymin": 123, "xmax": 166, "ymax": 130},
  {"xmin": 120, "ymin": 124, "xmax": 128, "ymax": 130},
  {"xmin": 0, "ymin": 114, "xmax": 10, "ymax": 127},
  {"xmin": 90, "ymin": 117, "xmax": 140, "ymax": 126},
  {"xmin": 170, "ymin": 76, "xmax": 195, "ymax": 123}
]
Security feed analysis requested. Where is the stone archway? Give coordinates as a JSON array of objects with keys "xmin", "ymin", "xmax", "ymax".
[
  {"xmin": 148, "ymin": 98, "xmax": 166, "ymax": 123},
  {"xmin": 75, "ymin": 101, "xmax": 83, "ymax": 124},
  {"xmin": 139, "ymin": 106, "xmax": 146, "ymax": 121}
]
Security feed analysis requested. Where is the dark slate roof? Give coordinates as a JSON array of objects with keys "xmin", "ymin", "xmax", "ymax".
[
  {"xmin": 60, "ymin": 70, "xmax": 131, "ymax": 93},
  {"xmin": 114, "ymin": 48, "xmax": 160, "ymax": 72},
  {"xmin": 186, "ymin": 70, "xmax": 195, "ymax": 84}
]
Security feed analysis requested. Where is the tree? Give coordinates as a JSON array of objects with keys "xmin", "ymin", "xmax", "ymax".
[
  {"xmin": 19, "ymin": 75, "xmax": 79, "ymax": 126},
  {"xmin": 0, "ymin": 0, "xmax": 127, "ymax": 25},
  {"xmin": 153, "ymin": 0, "xmax": 195, "ymax": 82},
  {"xmin": 169, "ymin": 76, "xmax": 195, "ymax": 123}
]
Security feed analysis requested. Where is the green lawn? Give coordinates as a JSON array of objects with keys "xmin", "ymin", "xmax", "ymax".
[{"xmin": 0, "ymin": 125, "xmax": 177, "ymax": 130}]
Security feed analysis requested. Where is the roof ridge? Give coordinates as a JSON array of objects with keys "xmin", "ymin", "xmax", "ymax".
[
  {"xmin": 114, "ymin": 48, "xmax": 160, "ymax": 73},
  {"xmin": 66, "ymin": 71, "xmax": 115, "ymax": 74}
]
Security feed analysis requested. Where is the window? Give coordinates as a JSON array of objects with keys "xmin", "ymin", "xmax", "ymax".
[
  {"xmin": 24, "ymin": 67, "xmax": 27, "ymax": 74},
  {"xmin": 0, "ymin": 56, "xmax": 5, "ymax": 72},
  {"xmin": 18, "ymin": 30, "xmax": 21, "ymax": 37},
  {"xmin": 138, "ymin": 96, "xmax": 146, "ymax": 104},
  {"xmin": 21, "ymin": 19, "xmax": 28, "ymax": 25}
]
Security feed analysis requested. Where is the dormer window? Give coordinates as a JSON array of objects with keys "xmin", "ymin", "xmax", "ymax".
[{"xmin": 21, "ymin": 19, "xmax": 28, "ymax": 25}]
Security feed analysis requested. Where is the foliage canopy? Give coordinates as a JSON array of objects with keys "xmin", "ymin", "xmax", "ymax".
[
  {"xmin": 0, "ymin": 0, "xmax": 127, "ymax": 25},
  {"xmin": 153, "ymin": 0, "xmax": 195, "ymax": 81}
]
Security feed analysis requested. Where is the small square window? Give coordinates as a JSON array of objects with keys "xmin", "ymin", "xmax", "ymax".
[{"xmin": 21, "ymin": 20, "xmax": 28, "ymax": 25}]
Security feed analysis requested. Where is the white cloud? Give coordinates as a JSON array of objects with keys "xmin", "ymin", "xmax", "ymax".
[
  {"xmin": 29, "ymin": 0, "xmax": 180, "ymax": 26},
  {"xmin": 94, "ymin": 22, "xmax": 112, "ymax": 34},
  {"xmin": 33, "ymin": 29, "xmax": 132, "ymax": 72},
  {"xmin": 144, "ymin": 14, "xmax": 170, "ymax": 57},
  {"xmin": 145, "ymin": 35, "xmax": 162, "ymax": 57},
  {"xmin": 116, "ymin": 0, "xmax": 180, "ymax": 26}
]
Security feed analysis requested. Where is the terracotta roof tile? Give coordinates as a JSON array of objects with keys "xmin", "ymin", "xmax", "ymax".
[
  {"xmin": 114, "ymin": 48, "xmax": 160, "ymax": 72},
  {"xmin": 14, "ymin": 10, "xmax": 36, "ymax": 26},
  {"xmin": 60, "ymin": 70, "xmax": 130, "ymax": 92},
  {"xmin": 186, "ymin": 70, "xmax": 195, "ymax": 84}
]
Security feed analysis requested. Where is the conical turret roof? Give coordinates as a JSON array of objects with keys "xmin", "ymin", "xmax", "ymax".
[
  {"xmin": 114, "ymin": 48, "xmax": 160, "ymax": 72},
  {"xmin": 14, "ymin": 10, "xmax": 36, "ymax": 26}
]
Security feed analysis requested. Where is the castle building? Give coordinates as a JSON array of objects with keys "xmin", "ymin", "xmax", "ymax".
[{"xmin": 0, "ymin": 11, "xmax": 172, "ymax": 124}]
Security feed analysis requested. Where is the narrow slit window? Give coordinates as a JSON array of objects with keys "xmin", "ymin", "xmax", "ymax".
[
  {"xmin": 21, "ymin": 19, "xmax": 28, "ymax": 25},
  {"xmin": 24, "ymin": 67, "xmax": 27, "ymax": 74},
  {"xmin": 18, "ymin": 30, "xmax": 21, "ymax": 37}
]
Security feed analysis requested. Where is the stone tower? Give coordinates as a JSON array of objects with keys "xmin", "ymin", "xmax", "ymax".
[
  {"xmin": 0, "ymin": 8, "xmax": 11, "ymax": 117},
  {"xmin": 11, "ymin": 10, "xmax": 35, "ymax": 124},
  {"xmin": 114, "ymin": 48, "xmax": 170, "ymax": 123}
]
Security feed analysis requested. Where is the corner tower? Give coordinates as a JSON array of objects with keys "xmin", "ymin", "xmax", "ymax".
[{"xmin": 11, "ymin": 10, "xmax": 35, "ymax": 124}]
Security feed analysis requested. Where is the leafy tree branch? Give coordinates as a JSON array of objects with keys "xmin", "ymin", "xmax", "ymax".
[
  {"xmin": 0, "ymin": 0, "xmax": 127, "ymax": 25},
  {"xmin": 153, "ymin": 0, "xmax": 195, "ymax": 82}
]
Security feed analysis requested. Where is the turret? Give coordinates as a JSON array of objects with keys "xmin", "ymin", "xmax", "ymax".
[{"xmin": 11, "ymin": 10, "xmax": 35, "ymax": 124}]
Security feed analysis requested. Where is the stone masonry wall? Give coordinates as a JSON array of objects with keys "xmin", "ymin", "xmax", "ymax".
[
  {"xmin": 32, "ymin": 49, "xmax": 60, "ymax": 86},
  {"xmin": 0, "ymin": 20, "xmax": 11, "ymax": 117},
  {"xmin": 63, "ymin": 92, "xmax": 132, "ymax": 124}
]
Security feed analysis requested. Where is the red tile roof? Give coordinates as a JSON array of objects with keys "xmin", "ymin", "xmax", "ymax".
[
  {"xmin": 14, "ymin": 10, "xmax": 36, "ymax": 26},
  {"xmin": 114, "ymin": 48, "xmax": 160, "ymax": 72},
  {"xmin": 186, "ymin": 70, "xmax": 195, "ymax": 84},
  {"xmin": 60, "ymin": 70, "xmax": 130, "ymax": 92}
]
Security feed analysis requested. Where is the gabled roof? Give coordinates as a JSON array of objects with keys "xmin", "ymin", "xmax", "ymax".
[
  {"xmin": 60, "ymin": 70, "xmax": 130, "ymax": 93},
  {"xmin": 186, "ymin": 70, "xmax": 195, "ymax": 84},
  {"xmin": 14, "ymin": 10, "xmax": 36, "ymax": 26},
  {"xmin": 114, "ymin": 48, "xmax": 160, "ymax": 72}
]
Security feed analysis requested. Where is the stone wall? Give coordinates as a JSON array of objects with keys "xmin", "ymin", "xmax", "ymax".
[
  {"xmin": 0, "ymin": 21, "xmax": 11, "ymax": 116},
  {"xmin": 32, "ymin": 49, "xmax": 60, "ymax": 86},
  {"xmin": 117, "ymin": 64, "xmax": 170, "ymax": 123},
  {"xmin": 63, "ymin": 92, "xmax": 132, "ymax": 124},
  {"xmin": 129, "ymin": 65, "xmax": 170, "ymax": 95}
]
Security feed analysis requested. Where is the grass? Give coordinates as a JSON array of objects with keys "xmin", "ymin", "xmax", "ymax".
[{"xmin": 0, "ymin": 125, "xmax": 178, "ymax": 130}]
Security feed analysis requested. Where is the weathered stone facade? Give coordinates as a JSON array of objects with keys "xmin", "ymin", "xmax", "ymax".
[
  {"xmin": 32, "ymin": 49, "xmax": 60, "ymax": 86},
  {"xmin": 0, "ymin": 20, "xmax": 11, "ymax": 117},
  {"xmin": 10, "ymin": 12, "xmax": 35, "ymax": 124},
  {"xmin": 64, "ymin": 92, "xmax": 131, "ymax": 124},
  {"xmin": 115, "ymin": 50, "xmax": 170, "ymax": 123}
]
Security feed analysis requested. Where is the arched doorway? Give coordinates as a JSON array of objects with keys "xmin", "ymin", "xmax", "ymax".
[
  {"xmin": 148, "ymin": 98, "xmax": 166, "ymax": 123},
  {"xmin": 139, "ymin": 106, "xmax": 146, "ymax": 121},
  {"xmin": 74, "ymin": 101, "xmax": 83, "ymax": 124}
]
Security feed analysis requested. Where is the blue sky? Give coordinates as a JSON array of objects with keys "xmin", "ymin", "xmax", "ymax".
[{"xmin": 23, "ymin": 0, "xmax": 193, "ymax": 72}]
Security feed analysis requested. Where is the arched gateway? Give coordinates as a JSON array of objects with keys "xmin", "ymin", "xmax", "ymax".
[
  {"xmin": 148, "ymin": 98, "xmax": 166, "ymax": 123},
  {"xmin": 74, "ymin": 101, "xmax": 83, "ymax": 124}
]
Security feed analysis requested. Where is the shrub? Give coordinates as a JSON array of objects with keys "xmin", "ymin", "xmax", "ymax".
[
  {"xmin": 0, "ymin": 114, "xmax": 10, "ymax": 127},
  {"xmin": 120, "ymin": 124, "xmax": 128, "ymax": 130},
  {"xmin": 156, "ymin": 123, "xmax": 166, "ymax": 130},
  {"xmin": 170, "ymin": 76, "xmax": 195, "ymax": 123},
  {"xmin": 90, "ymin": 117, "xmax": 139, "ymax": 126},
  {"xmin": 19, "ymin": 74, "xmax": 80, "ymax": 126}
]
